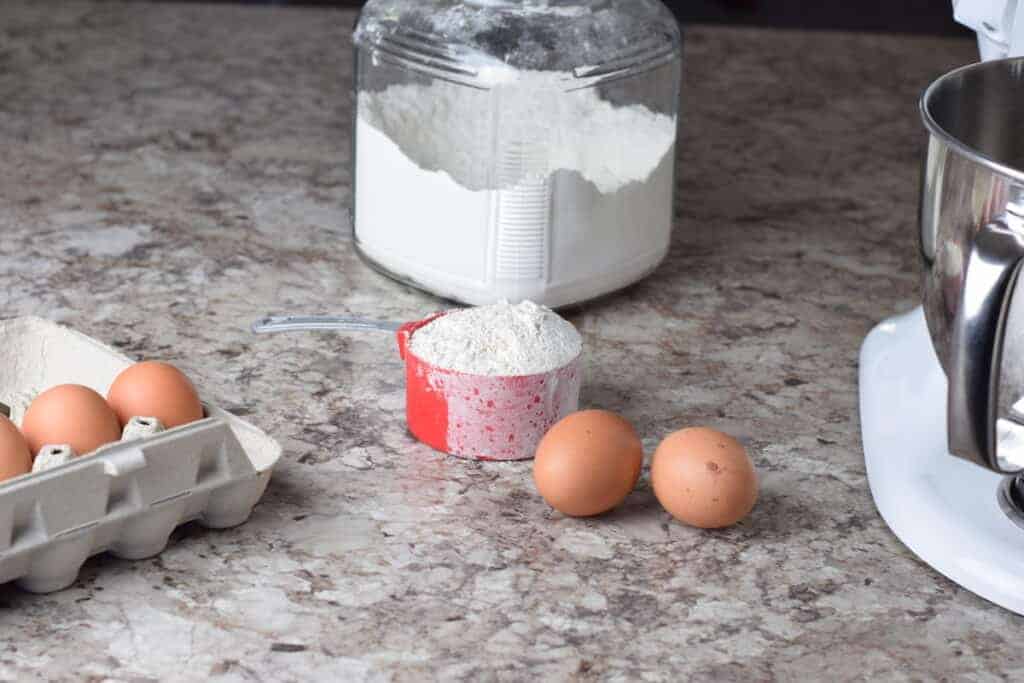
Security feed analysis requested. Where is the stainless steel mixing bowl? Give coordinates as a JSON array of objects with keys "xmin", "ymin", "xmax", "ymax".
[{"xmin": 921, "ymin": 57, "xmax": 1024, "ymax": 474}]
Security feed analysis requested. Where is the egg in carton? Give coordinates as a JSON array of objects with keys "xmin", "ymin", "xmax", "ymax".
[{"xmin": 0, "ymin": 317, "xmax": 281, "ymax": 593}]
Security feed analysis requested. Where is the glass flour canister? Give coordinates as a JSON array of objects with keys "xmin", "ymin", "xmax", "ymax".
[{"xmin": 352, "ymin": 0, "xmax": 682, "ymax": 308}]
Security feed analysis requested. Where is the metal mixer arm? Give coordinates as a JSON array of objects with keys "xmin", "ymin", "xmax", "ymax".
[{"xmin": 950, "ymin": 218, "xmax": 1024, "ymax": 472}]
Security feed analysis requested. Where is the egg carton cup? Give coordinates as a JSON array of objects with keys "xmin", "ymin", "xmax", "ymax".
[{"xmin": 0, "ymin": 317, "xmax": 281, "ymax": 593}]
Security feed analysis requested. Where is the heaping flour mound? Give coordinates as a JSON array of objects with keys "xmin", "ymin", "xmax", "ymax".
[{"xmin": 409, "ymin": 301, "xmax": 583, "ymax": 376}]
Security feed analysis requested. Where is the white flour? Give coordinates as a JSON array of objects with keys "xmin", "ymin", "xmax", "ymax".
[
  {"xmin": 358, "ymin": 72, "xmax": 673, "ymax": 193},
  {"xmin": 354, "ymin": 70, "xmax": 676, "ymax": 307},
  {"xmin": 409, "ymin": 301, "xmax": 582, "ymax": 376}
]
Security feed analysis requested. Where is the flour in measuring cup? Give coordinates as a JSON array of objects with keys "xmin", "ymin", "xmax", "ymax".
[{"xmin": 409, "ymin": 301, "xmax": 582, "ymax": 376}]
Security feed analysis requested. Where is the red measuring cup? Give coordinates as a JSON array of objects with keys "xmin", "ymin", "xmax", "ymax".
[
  {"xmin": 396, "ymin": 313, "xmax": 581, "ymax": 460},
  {"xmin": 253, "ymin": 313, "xmax": 582, "ymax": 460}
]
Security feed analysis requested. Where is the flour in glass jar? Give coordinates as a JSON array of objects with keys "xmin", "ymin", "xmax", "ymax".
[{"xmin": 354, "ymin": 68, "xmax": 677, "ymax": 308}]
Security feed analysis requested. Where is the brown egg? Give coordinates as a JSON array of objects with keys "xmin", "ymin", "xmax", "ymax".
[
  {"xmin": 0, "ymin": 415, "xmax": 32, "ymax": 483},
  {"xmin": 651, "ymin": 427, "xmax": 758, "ymax": 529},
  {"xmin": 107, "ymin": 361, "xmax": 204, "ymax": 429},
  {"xmin": 533, "ymin": 409, "xmax": 643, "ymax": 517},
  {"xmin": 21, "ymin": 384, "xmax": 122, "ymax": 456}
]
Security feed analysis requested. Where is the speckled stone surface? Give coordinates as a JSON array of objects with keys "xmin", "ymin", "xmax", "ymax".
[{"xmin": 0, "ymin": 2, "xmax": 1010, "ymax": 680}]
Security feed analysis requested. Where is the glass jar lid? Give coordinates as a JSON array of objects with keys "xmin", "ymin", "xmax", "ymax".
[{"xmin": 354, "ymin": 0, "xmax": 681, "ymax": 87}]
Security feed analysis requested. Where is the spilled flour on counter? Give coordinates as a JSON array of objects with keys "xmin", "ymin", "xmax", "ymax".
[{"xmin": 409, "ymin": 301, "xmax": 582, "ymax": 376}]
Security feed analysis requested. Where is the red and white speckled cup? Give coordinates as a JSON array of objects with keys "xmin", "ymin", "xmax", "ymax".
[{"xmin": 396, "ymin": 314, "xmax": 582, "ymax": 461}]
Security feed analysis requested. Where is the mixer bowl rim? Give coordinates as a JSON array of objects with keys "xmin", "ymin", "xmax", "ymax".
[{"xmin": 920, "ymin": 56, "xmax": 1024, "ymax": 188}]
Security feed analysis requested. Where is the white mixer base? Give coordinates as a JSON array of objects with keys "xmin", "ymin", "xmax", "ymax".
[{"xmin": 860, "ymin": 306, "xmax": 1024, "ymax": 615}]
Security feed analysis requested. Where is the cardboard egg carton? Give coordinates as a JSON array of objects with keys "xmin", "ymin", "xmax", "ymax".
[{"xmin": 0, "ymin": 317, "xmax": 281, "ymax": 593}]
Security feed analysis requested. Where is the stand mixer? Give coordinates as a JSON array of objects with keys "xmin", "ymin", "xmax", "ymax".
[{"xmin": 862, "ymin": 55, "xmax": 1024, "ymax": 614}]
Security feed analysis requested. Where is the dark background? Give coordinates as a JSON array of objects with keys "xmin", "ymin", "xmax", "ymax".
[{"xmin": 168, "ymin": 0, "xmax": 971, "ymax": 37}]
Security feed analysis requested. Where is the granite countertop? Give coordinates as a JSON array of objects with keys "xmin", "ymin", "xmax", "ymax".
[{"xmin": 0, "ymin": 1, "xmax": 1011, "ymax": 680}]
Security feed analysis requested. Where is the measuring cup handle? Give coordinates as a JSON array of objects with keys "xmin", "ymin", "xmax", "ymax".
[
  {"xmin": 949, "ymin": 218, "xmax": 1024, "ymax": 472},
  {"xmin": 251, "ymin": 315, "xmax": 402, "ymax": 334}
]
